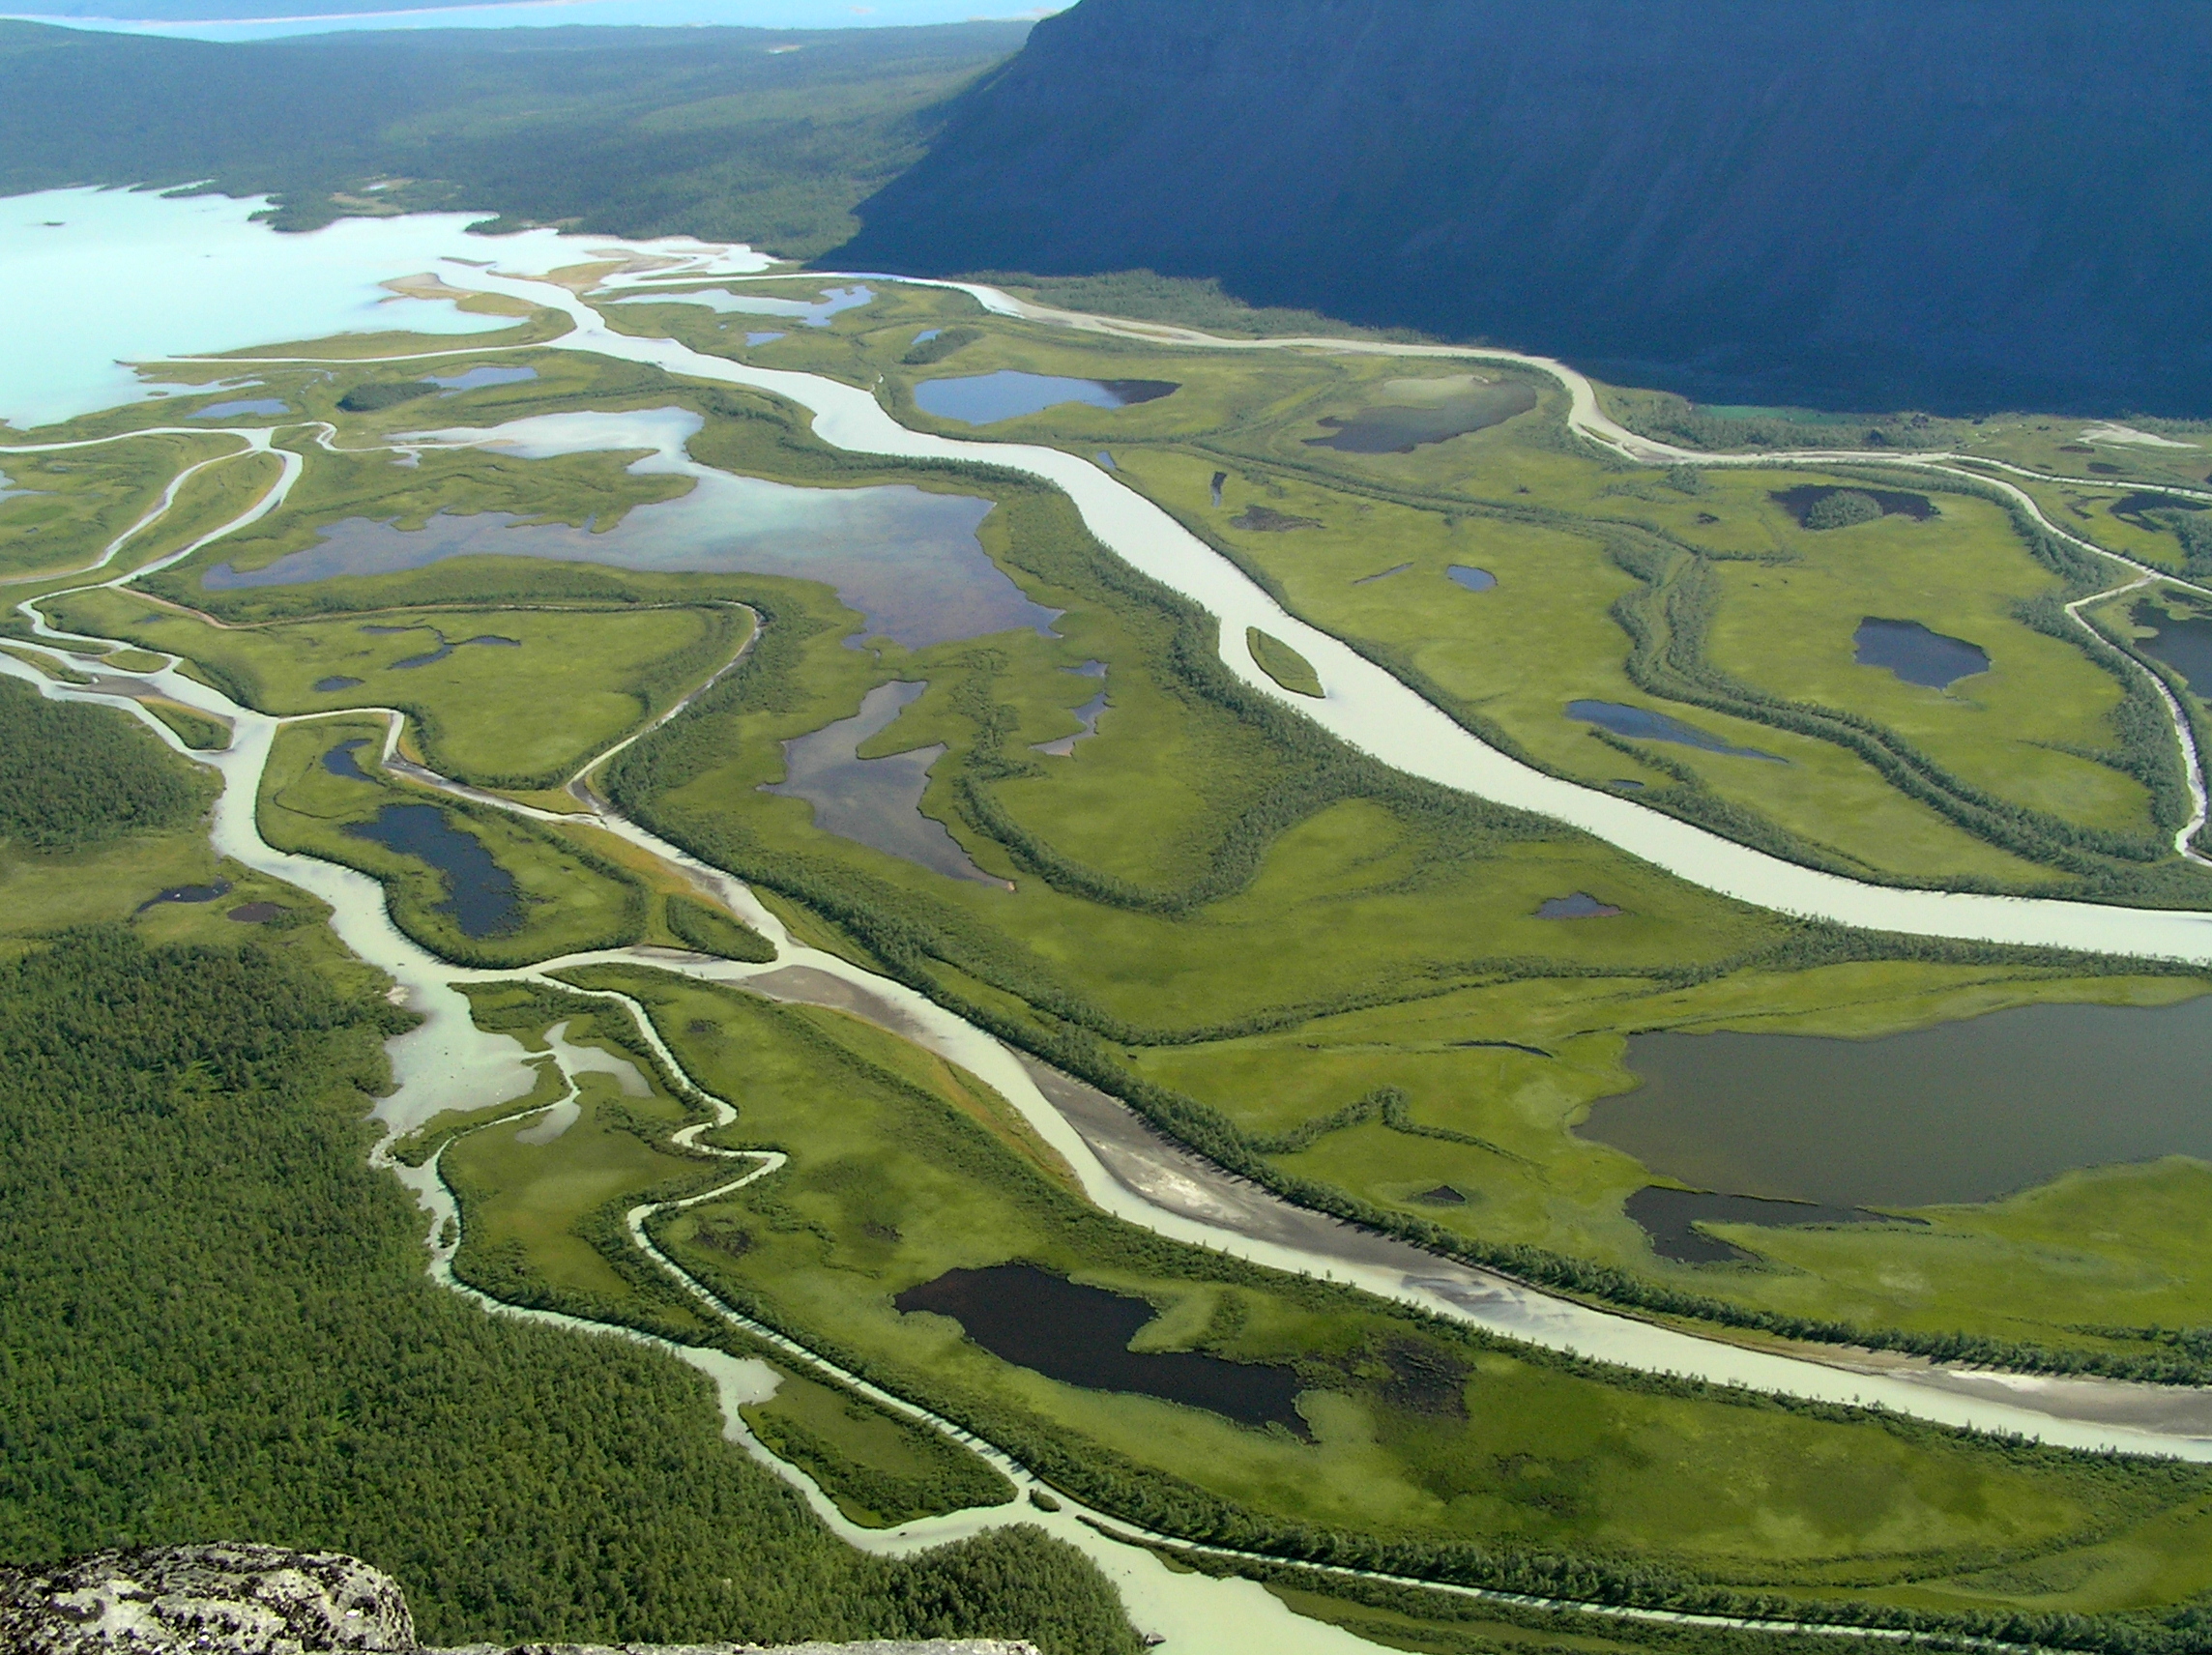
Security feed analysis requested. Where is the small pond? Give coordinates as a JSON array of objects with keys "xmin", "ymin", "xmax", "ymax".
[
  {"xmin": 1095, "ymin": 450, "xmax": 1117, "ymax": 470},
  {"xmin": 1769, "ymin": 484, "xmax": 1936, "ymax": 525},
  {"xmin": 1853, "ymin": 617, "xmax": 1989, "ymax": 688},
  {"xmin": 1446, "ymin": 566, "xmax": 1497, "ymax": 592},
  {"xmin": 1623, "ymin": 1187, "xmax": 1917, "ymax": 1264},
  {"xmin": 1567, "ymin": 700, "xmax": 1785, "ymax": 762},
  {"xmin": 1536, "ymin": 891, "xmax": 1620, "ymax": 919},
  {"xmin": 609, "ymin": 282, "xmax": 874, "ymax": 328},
  {"xmin": 135, "ymin": 877, "xmax": 232, "ymax": 913},
  {"xmin": 343, "ymin": 802, "xmax": 520, "ymax": 938},
  {"xmin": 226, "ymin": 901, "xmax": 283, "ymax": 923},
  {"xmin": 1033, "ymin": 690, "xmax": 1108, "ymax": 757},
  {"xmin": 194, "ymin": 398, "xmax": 289, "ymax": 420},
  {"xmin": 1305, "ymin": 378, "xmax": 1536, "ymax": 454},
  {"xmin": 762, "ymin": 681, "xmax": 1007, "ymax": 886},
  {"xmin": 313, "ymin": 675, "xmax": 364, "ymax": 693},
  {"xmin": 913, "ymin": 371, "xmax": 1179, "ymax": 425},
  {"xmin": 2130, "ymin": 597, "xmax": 2212, "ymax": 697},
  {"xmin": 323, "ymin": 738, "xmax": 374, "ymax": 780},
  {"xmin": 1581, "ymin": 992, "xmax": 2212, "ymax": 1208},
  {"xmin": 199, "ymin": 408, "xmax": 1057, "ymax": 650},
  {"xmin": 425, "ymin": 363, "xmax": 538, "ymax": 393},
  {"xmin": 384, "ymin": 627, "xmax": 520, "ymax": 670},
  {"xmin": 1353, "ymin": 563, "xmax": 1412, "ymax": 585},
  {"xmin": 895, "ymin": 1263, "xmax": 1309, "ymax": 1436}
]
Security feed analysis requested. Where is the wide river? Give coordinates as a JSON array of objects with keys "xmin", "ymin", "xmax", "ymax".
[{"xmin": 9, "ymin": 189, "xmax": 2212, "ymax": 1650}]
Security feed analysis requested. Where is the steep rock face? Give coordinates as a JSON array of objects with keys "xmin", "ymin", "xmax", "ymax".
[{"xmin": 837, "ymin": 0, "xmax": 2212, "ymax": 414}]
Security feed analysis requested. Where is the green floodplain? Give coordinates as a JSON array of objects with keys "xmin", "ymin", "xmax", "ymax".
[{"xmin": 9, "ymin": 268, "xmax": 2212, "ymax": 1650}]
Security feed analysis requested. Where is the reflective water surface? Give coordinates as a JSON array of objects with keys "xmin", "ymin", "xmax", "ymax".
[{"xmin": 1585, "ymin": 993, "xmax": 2212, "ymax": 1207}]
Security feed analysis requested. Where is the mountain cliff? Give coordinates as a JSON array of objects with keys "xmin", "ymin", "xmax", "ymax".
[{"xmin": 835, "ymin": 0, "xmax": 2212, "ymax": 415}]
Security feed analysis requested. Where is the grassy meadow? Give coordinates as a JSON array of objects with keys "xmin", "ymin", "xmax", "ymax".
[{"xmin": 425, "ymin": 962, "xmax": 2212, "ymax": 1631}]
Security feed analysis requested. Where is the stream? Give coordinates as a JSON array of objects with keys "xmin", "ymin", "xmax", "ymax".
[{"xmin": 11, "ymin": 211, "xmax": 2212, "ymax": 1648}]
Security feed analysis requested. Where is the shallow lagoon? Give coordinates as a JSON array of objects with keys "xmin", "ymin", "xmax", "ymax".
[
  {"xmin": 1584, "ymin": 993, "xmax": 2212, "ymax": 1207},
  {"xmin": 609, "ymin": 283, "xmax": 873, "ymax": 327},
  {"xmin": 200, "ymin": 407, "xmax": 1060, "ymax": 649},
  {"xmin": 763, "ymin": 681, "xmax": 1006, "ymax": 886},
  {"xmin": 1567, "ymin": 699, "xmax": 1784, "ymax": 762},
  {"xmin": 914, "ymin": 371, "xmax": 1179, "ymax": 425}
]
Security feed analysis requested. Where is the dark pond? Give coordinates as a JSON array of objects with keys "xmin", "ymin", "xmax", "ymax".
[
  {"xmin": 1769, "ymin": 484, "xmax": 1936, "ymax": 525},
  {"xmin": 1412, "ymin": 1185, "xmax": 1467, "ymax": 1205},
  {"xmin": 425, "ymin": 364, "xmax": 538, "ymax": 393},
  {"xmin": 314, "ymin": 675, "xmax": 364, "ymax": 693},
  {"xmin": 2130, "ymin": 597, "xmax": 2212, "ymax": 697},
  {"xmin": 1033, "ymin": 690, "xmax": 1108, "ymax": 757},
  {"xmin": 763, "ymin": 681, "xmax": 1007, "ymax": 886},
  {"xmin": 1305, "ymin": 382, "xmax": 1537, "ymax": 454},
  {"xmin": 1353, "ymin": 563, "xmax": 1412, "ymax": 585},
  {"xmin": 1209, "ymin": 471, "xmax": 1226, "ymax": 508},
  {"xmin": 227, "ymin": 901, "xmax": 284, "ymax": 923},
  {"xmin": 1608, "ymin": 777, "xmax": 1647, "ymax": 792},
  {"xmin": 323, "ymin": 738, "xmax": 374, "ymax": 780},
  {"xmin": 198, "ymin": 409, "xmax": 1051, "ymax": 651},
  {"xmin": 2110, "ymin": 491, "xmax": 2207, "ymax": 529},
  {"xmin": 1536, "ymin": 891, "xmax": 1620, "ymax": 919},
  {"xmin": 1446, "ymin": 566, "xmax": 1497, "ymax": 592},
  {"xmin": 913, "ymin": 371, "xmax": 1179, "ymax": 425},
  {"xmin": 343, "ymin": 802, "xmax": 520, "ymax": 938},
  {"xmin": 135, "ymin": 878, "xmax": 232, "ymax": 913},
  {"xmin": 1853, "ymin": 617, "xmax": 1989, "ymax": 688},
  {"xmin": 1582, "ymin": 992, "xmax": 2212, "ymax": 1207},
  {"xmin": 1231, "ymin": 506, "xmax": 1321, "ymax": 532},
  {"xmin": 1624, "ymin": 1187, "xmax": 1918, "ymax": 1264},
  {"xmin": 895, "ymin": 1263, "xmax": 1308, "ymax": 1435},
  {"xmin": 194, "ymin": 398, "xmax": 289, "ymax": 420},
  {"xmin": 1567, "ymin": 700, "xmax": 1785, "ymax": 762},
  {"xmin": 390, "ymin": 629, "xmax": 521, "ymax": 670}
]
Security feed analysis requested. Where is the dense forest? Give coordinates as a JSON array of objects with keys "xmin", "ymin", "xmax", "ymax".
[
  {"xmin": 0, "ymin": 17, "xmax": 1027, "ymax": 254},
  {"xmin": 0, "ymin": 677, "xmax": 212, "ymax": 849},
  {"xmin": 0, "ymin": 925, "xmax": 1136, "ymax": 1653}
]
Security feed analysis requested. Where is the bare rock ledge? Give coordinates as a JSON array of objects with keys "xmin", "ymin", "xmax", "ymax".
[{"xmin": 0, "ymin": 1546, "xmax": 1040, "ymax": 1655}]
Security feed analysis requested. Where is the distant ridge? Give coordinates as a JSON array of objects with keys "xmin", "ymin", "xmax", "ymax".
[{"xmin": 834, "ymin": 0, "xmax": 2212, "ymax": 416}]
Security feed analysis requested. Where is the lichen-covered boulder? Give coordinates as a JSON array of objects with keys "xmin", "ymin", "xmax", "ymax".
[{"xmin": 0, "ymin": 1544, "xmax": 416, "ymax": 1652}]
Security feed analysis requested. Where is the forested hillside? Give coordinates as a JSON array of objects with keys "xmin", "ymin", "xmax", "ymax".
[
  {"xmin": 0, "ymin": 18, "xmax": 1027, "ymax": 254},
  {"xmin": 836, "ymin": 0, "xmax": 2212, "ymax": 415}
]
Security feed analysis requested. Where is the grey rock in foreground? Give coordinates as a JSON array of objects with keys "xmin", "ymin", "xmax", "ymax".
[
  {"xmin": 0, "ymin": 1546, "xmax": 1037, "ymax": 1655},
  {"xmin": 0, "ymin": 1544, "xmax": 417, "ymax": 1652}
]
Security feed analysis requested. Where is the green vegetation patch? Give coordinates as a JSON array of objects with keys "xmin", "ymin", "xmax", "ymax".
[
  {"xmin": 665, "ymin": 892, "xmax": 777, "ymax": 963},
  {"xmin": 256, "ymin": 716, "xmax": 642, "ymax": 967},
  {"xmin": 0, "ymin": 923, "xmax": 1136, "ymax": 1653},
  {"xmin": 513, "ymin": 965, "xmax": 2212, "ymax": 1631},
  {"xmin": 742, "ymin": 1365, "xmax": 1015, "ymax": 1528},
  {"xmin": 54, "ymin": 587, "xmax": 752, "ymax": 791},
  {"xmin": 0, "ymin": 676, "xmax": 213, "ymax": 849},
  {"xmin": 1246, "ymin": 627, "xmax": 1324, "ymax": 697},
  {"xmin": 336, "ymin": 380, "xmax": 439, "ymax": 414}
]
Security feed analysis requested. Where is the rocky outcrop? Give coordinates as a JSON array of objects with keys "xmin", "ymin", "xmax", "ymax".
[
  {"xmin": 0, "ymin": 1546, "xmax": 417, "ymax": 1653},
  {"xmin": 837, "ymin": 0, "xmax": 2212, "ymax": 416},
  {"xmin": 0, "ymin": 1547, "xmax": 1040, "ymax": 1655}
]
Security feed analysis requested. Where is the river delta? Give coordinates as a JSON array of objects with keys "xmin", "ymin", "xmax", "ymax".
[{"xmin": 13, "ymin": 189, "xmax": 2212, "ymax": 1653}]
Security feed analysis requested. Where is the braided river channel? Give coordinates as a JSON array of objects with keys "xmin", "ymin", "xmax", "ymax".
[{"xmin": 12, "ymin": 189, "xmax": 2212, "ymax": 1651}]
